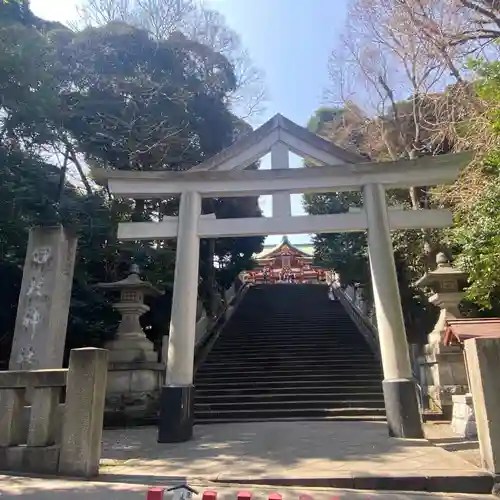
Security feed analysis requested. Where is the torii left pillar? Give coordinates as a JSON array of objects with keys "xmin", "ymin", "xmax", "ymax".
[{"xmin": 158, "ymin": 191, "xmax": 201, "ymax": 443}]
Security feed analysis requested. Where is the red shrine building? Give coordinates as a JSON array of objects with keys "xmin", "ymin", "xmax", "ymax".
[{"xmin": 241, "ymin": 236, "xmax": 329, "ymax": 284}]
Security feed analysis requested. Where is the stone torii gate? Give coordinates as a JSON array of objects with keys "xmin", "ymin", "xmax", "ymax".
[{"xmin": 96, "ymin": 114, "xmax": 471, "ymax": 443}]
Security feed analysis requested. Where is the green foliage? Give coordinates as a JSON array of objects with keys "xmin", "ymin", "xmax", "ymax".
[
  {"xmin": 0, "ymin": 0, "xmax": 32, "ymax": 25},
  {"xmin": 444, "ymin": 60, "xmax": 500, "ymax": 310},
  {"xmin": 453, "ymin": 155, "xmax": 500, "ymax": 308},
  {"xmin": 303, "ymin": 190, "xmax": 369, "ymax": 285},
  {"xmin": 469, "ymin": 58, "xmax": 500, "ymax": 134},
  {"xmin": 55, "ymin": 22, "xmax": 237, "ymax": 170},
  {"xmin": 307, "ymin": 107, "xmax": 343, "ymax": 134}
]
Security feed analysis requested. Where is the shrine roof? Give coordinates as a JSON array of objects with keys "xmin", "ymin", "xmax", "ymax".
[{"xmin": 254, "ymin": 235, "xmax": 314, "ymax": 260}]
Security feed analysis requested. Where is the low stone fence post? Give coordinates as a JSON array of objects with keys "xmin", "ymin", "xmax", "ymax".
[
  {"xmin": 464, "ymin": 338, "xmax": 500, "ymax": 473},
  {"xmin": 59, "ymin": 348, "xmax": 108, "ymax": 477}
]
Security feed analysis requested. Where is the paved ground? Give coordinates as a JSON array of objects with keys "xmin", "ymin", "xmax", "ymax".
[
  {"xmin": 0, "ymin": 475, "xmax": 495, "ymax": 500},
  {"xmin": 100, "ymin": 421, "xmax": 492, "ymax": 492},
  {"xmin": 424, "ymin": 421, "xmax": 481, "ymax": 469}
]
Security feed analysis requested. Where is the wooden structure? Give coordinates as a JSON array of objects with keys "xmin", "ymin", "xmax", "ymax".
[
  {"xmin": 242, "ymin": 236, "xmax": 328, "ymax": 284},
  {"xmin": 444, "ymin": 318, "xmax": 500, "ymax": 346}
]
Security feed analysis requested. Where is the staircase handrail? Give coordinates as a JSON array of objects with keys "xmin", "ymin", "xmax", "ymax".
[
  {"xmin": 327, "ymin": 272, "xmax": 381, "ymax": 359},
  {"xmin": 328, "ymin": 273, "xmax": 423, "ymax": 393}
]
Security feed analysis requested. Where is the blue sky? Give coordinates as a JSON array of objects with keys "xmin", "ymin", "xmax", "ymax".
[{"xmin": 30, "ymin": 0, "xmax": 349, "ymax": 244}]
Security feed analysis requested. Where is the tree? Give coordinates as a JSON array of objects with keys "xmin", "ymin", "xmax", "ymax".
[
  {"xmin": 75, "ymin": 0, "xmax": 267, "ymax": 118},
  {"xmin": 0, "ymin": 4, "xmax": 263, "ymax": 367},
  {"xmin": 55, "ymin": 20, "xmax": 263, "ymax": 302},
  {"xmin": 308, "ymin": 0, "xmax": 482, "ymax": 340},
  {"xmin": 449, "ymin": 59, "xmax": 500, "ymax": 310},
  {"xmin": 318, "ymin": 0, "xmax": 500, "ymax": 323},
  {"xmin": 0, "ymin": 0, "xmax": 33, "ymax": 25}
]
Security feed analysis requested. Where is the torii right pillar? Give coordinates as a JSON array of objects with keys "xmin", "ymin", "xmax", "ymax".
[{"xmin": 363, "ymin": 183, "xmax": 424, "ymax": 438}]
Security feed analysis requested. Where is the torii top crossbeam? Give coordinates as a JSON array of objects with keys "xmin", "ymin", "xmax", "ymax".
[{"xmin": 94, "ymin": 113, "xmax": 472, "ymax": 200}]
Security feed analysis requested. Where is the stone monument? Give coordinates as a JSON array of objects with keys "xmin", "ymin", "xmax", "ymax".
[
  {"xmin": 417, "ymin": 252, "xmax": 469, "ymax": 418},
  {"xmin": 96, "ymin": 265, "xmax": 164, "ymax": 423},
  {"xmin": 9, "ymin": 225, "xmax": 77, "ymax": 370}
]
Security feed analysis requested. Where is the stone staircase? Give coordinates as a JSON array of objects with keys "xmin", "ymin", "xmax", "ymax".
[{"xmin": 194, "ymin": 284, "xmax": 385, "ymax": 423}]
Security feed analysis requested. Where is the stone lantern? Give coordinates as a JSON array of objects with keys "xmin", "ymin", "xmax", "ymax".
[
  {"xmin": 96, "ymin": 265, "xmax": 164, "ymax": 423},
  {"xmin": 416, "ymin": 253, "xmax": 469, "ymax": 418}
]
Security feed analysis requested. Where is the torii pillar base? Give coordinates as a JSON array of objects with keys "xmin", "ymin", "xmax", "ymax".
[
  {"xmin": 383, "ymin": 379, "xmax": 424, "ymax": 438},
  {"xmin": 158, "ymin": 385, "xmax": 194, "ymax": 443}
]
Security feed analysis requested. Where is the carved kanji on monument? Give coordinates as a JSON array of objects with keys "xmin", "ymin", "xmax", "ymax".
[{"xmin": 9, "ymin": 226, "xmax": 78, "ymax": 370}]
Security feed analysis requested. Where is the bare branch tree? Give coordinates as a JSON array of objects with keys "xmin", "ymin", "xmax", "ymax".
[{"xmin": 326, "ymin": 0, "xmax": 477, "ymax": 266}]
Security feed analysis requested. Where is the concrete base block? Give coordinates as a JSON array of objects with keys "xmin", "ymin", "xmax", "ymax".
[
  {"xmin": 157, "ymin": 385, "xmax": 194, "ymax": 443},
  {"xmin": 451, "ymin": 394, "xmax": 477, "ymax": 439},
  {"xmin": 0, "ymin": 446, "xmax": 24, "ymax": 471},
  {"xmin": 383, "ymin": 378, "xmax": 424, "ymax": 439},
  {"xmin": 23, "ymin": 446, "xmax": 60, "ymax": 474}
]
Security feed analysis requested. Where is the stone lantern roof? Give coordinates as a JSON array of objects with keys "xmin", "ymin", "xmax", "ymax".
[
  {"xmin": 96, "ymin": 264, "xmax": 162, "ymax": 296},
  {"xmin": 416, "ymin": 253, "xmax": 468, "ymax": 292}
]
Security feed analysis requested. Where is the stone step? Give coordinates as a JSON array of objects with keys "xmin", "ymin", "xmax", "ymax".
[
  {"xmin": 228, "ymin": 329, "xmax": 358, "ymax": 332},
  {"xmin": 197, "ymin": 373, "xmax": 381, "ymax": 382},
  {"xmin": 196, "ymin": 372, "xmax": 382, "ymax": 382},
  {"xmin": 203, "ymin": 356, "xmax": 378, "ymax": 370},
  {"xmin": 195, "ymin": 392, "xmax": 384, "ymax": 403},
  {"xmin": 208, "ymin": 350, "xmax": 371, "ymax": 358},
  {"xmin": 195, "ymin": 380, "xmax": 383, "ymax": 390},
  {"xmin": 210, "ymin": 344, "xmax": 369, "ymax": 351},
  {"xmin": 195, "ymin": 415, "xmax": 387, "ymax": 424},
  {"xmin": 227, "ymin": 319, "xmax": 356, "ymax": 324},
  {"xmin": 197, "ymin": 366, "xmax": 381, "ymax": 376},
  {"xmin": 195, "ymin": 407, "xmax": 386, "ymax": 420},
  {"xmin": 223, "ymin": 324, "xmax": 358, "ymax": 329},
  {"xmin": 213, "ymin": 341, "xmax": 366, "ymax": 348},
  {"xmin": 196, "ymin": 385, "xmax": 382, "ymax": 396},
  {"xmin": 201, "ymin": 361, "xmax": 379, "ymax": 371},
  {"xmin": 225, "ymin": 334, "xmax": 359, "ymax": 337},
  {"xmin": 219, "ymin": 336, "xmax": 359, "ymax": 340},
  {"xmin": 196, "ymin": 377, "xmax": 381, "ymax": 385},
  {"xmin": 195, "ymin": 398, "xmax": 384, "ymax": 408},
  {"xmin": 230, "ymin": 319, "xmax": 353, "ymax": 322},
  {"xmin": 205, "ymin": 350, "xmax": 373, "ymax": 357},
  {"xmin": 204, "ymin": 352, "xmax": 377, "ymax": 360}
]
